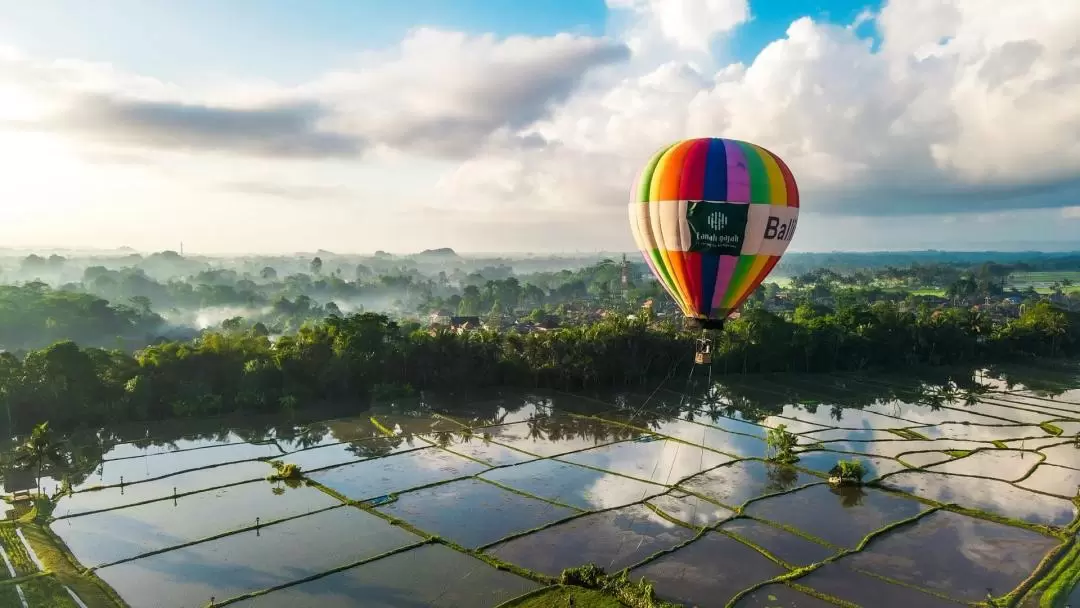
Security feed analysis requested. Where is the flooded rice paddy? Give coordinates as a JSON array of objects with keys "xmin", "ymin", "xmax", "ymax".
[{"xmin": 5, "ymin": 364, "xmax": 1080, "ymax": 607}]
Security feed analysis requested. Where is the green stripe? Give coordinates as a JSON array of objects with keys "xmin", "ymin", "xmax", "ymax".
[
  {"xmin": 650, "ymin": 248, "xmax": 680, "ymax": 300},
  {"xmin": 718, "ymin": 255, "xmax": 757, "ymax": 311},
  {"xmin": 737, "ymin": 141, "xmax": 771, "ymax": 204},
  {"xmin": 637, "ymin": 143, "xmax": 677, "ymax": 202}
]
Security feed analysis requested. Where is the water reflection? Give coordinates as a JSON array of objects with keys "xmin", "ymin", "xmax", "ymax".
[
  {"xmin": 486, "ymin": 504, "xmax": 695, "ymax": 577},
  {"xmin": 52, "ymin": 480, "xmax": 339, "ymax": 567},
  {"xmin": 375, "ymin": 478, "xmax": 578, "ymax": 548},
  {"xmin": 843, "ymin": 510, "xmax": 1060, "ymax": 602},
  {"xmin": 745, "ymin": 484, "xmax": 928, "ymax": 549},
  {"xmin": 629, "ymin": 532, "xmax": 788, "ymax": 607},
  {"xmin": 95, "ymin": 506, "xmax": 420, "ymax": 608},
  {"xmin": 881, "ymin": 471, "xmax": 1076, "ymax": 526},
  {"xmin": 234, "ymin": 544, "xmax": 538, "ymax": 608}
]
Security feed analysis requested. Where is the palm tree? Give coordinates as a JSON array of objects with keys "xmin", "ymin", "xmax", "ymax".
[{"xmin": 15, "ymin": 422, "xmax": 64, "ymax": 496}]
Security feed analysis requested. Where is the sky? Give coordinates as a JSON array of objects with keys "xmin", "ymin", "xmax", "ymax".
[{"xmin": 1, "ymin": 0, "xmax": 1079, "ymax": 255}]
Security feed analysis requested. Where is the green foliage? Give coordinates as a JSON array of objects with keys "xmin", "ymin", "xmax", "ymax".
[
  {"xmin": 0, "ymin": 290, "xmax": 1077, "ymax": 434},
  {"xmin": 14, "ymin": 422, "xmax": 64, "ymax": 491},
  {"xmin": 559, "ymin": 565, "xmax": 681, "ymax": 608},
  {"xmin": 766, "ymin": 424, "xmax": 799, "ymax": 464},
  {"xmin": 828, "ymin": 459, "xmax": 866, "ymax": 484},
  {"xmin": 501, "ymin": 586, "xmax": 626, "ymax": 608},
  {"xmin": 1040, "ymin": 422, "xmax": 1064, "ymax": 436},
  {"xmin": 0, "ymin": 283, "xmax": 163, "ymax": 351},
  {"xmin": 267, "ymin": 460, "xmax": 303, "ymax": 481},
  {"xmin": 0, "ymin": 523, "xmax": 37, "ymax": 575},
  {"xmin": 15, "ymin": 574, "xmax": 80, "ymax": 608}
]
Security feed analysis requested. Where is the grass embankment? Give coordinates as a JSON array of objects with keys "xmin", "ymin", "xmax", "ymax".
[
  {"xmin": 0, "ymin": 499, "xmax": 128, "ymax": 608},
  {"xmin": 500, "ymin": 586, "xmax": 627, "ymax": 607}
]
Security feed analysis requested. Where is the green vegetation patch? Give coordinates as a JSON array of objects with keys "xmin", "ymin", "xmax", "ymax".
[
  {"xmin": 1026, "ymin": 540, "xmax": 1080, "ymax": 608},
  {"xmin": 17, "ymin": 523, "xmax": 127, "ymax": 608},
  {"xmin": 559, "ymin": 565, "xmax": 681, "ymax": 608},
  {"xmin": 888, "ymin": 429, "xmax": 930, "ymax": 441},
  {"xmin": 16, "ymin": 574, "xmax": 80, "ymax": 608},
  {"xmin": 1041, "ymin": 422, "xmax": 1065, "ymax": 437},
  {"xmin": 0, "ymin": 524, "xmax": 37, "ymax": 576},
  {"xmin": 766, "ymin": 425, "xmax": 799, "ymax": 465},
  {"xmin": 498, "ymin": 585, "xmax": 627, "ymax": 608}
]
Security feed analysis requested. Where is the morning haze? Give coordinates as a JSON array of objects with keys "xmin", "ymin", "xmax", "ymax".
[{"xmin": 1, "ymin": 1, "xmax": 1080, "ymax": 607}]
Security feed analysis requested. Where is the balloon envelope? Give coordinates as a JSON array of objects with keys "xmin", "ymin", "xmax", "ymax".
[{"xmin": 628, "ymin": 137, "xmax": 799, "ymax": 324}]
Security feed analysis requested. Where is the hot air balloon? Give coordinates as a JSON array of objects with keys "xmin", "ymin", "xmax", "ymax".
[{"xmin": 628, "ymin": 137, "xmax": 800, "ymax": 364}]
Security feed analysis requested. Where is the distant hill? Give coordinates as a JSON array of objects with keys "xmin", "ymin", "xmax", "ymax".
[{"xmin": 415, "ymin": 248, "xmax": 459, "ymax": 258}]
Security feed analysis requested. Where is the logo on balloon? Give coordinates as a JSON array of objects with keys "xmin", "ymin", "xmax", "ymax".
[
  {"xmin": 686, "ymin": 201, "xmax": 747, "ymax": 256},
  {"xmin": 705, "ymin": 211, "xmax": 728, "ymax": 231}
]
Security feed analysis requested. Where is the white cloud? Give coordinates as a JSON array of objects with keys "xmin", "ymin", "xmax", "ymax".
[
  {"xmin": 607, "ymin": 0, "xmax": 750, "ymax": 53},
  {"xmin": 1, "ymin": 28, "xmax": 629, "ymax": 161},
  {"xmin": 1, "ymin": 0, "xmax": 1080, "ymax": 253},
  {"xmin": 446, "ymin": 0, "xmax": 1080, "ymax": 219}
]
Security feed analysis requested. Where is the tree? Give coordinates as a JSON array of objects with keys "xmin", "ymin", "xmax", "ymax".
[
  {"xmin": 310, "ymin": 257, "xmax": 323, "ymax": 275},
  {"xmin": 15, "ymin": 421, "xmax": 64, "ymax": 494},
  {"xmin": 260, "ymin": 267, "xmax": 278, "ymax": 280}
]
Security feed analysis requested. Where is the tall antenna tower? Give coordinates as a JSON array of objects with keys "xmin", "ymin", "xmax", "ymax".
[
  {"xmin": 180, "ymin": 241, "xmax": 184, "ymax": 256},
  {"xmin": 621, "ymin": 253, "xmax": 629, "ymax": 298}
]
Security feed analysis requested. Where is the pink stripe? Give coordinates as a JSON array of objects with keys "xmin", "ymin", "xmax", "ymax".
[
  {"xmin": 723, "ymin": 140, "xmax": 751, "ymax": 203},
  {"xmin": 710, "ymin": 255, "xmax": 739, "ymax": 313}
]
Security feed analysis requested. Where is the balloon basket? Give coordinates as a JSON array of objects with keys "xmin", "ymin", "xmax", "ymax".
[{"xmin": 694, "ymin": 336, "xmax": 713, "ymax": 365}]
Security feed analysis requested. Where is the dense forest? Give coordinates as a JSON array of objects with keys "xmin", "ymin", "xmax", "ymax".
[
  {"xmin": 0, "ymin": 298, "xmax": 1076, "ymax": 434},
  {"xmin": 2, "ymin": 249, "xmax": 1079, "ymax": 353},
  {"xmin": 0, "ymin": 249, "xmax": 1078, "ymax": 435}
]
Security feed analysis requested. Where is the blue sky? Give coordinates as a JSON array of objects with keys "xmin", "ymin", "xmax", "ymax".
[
  {"xmin": 0, "ymin": 0, "xmax": 1077, "ymax": 254},
  {"xmin": 0, "ymin": 0, "xmax": 879, "ymax": 80}
]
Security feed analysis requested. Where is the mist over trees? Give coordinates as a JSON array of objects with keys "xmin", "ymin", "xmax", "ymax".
[{"xmin": 0, "ymin": 246, "xmax": 1078, "ymax": 354}]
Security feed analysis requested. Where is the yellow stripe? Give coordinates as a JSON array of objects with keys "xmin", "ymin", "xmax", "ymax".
[
  {"xmin": 752, "ymin": 144, "xmax": 788, "ymax": 206},
  {"xmin": 647, "ymin": 143, "xmax": 694, "ymax": 313}
]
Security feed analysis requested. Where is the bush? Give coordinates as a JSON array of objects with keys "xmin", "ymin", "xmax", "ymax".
[
  {"xmin": 766, "ymin": 424, "xmax": 799, "ymax": 464},
  {"xmin": 828, "ymin": 459, "xmax": 866, "ymax": 484}
]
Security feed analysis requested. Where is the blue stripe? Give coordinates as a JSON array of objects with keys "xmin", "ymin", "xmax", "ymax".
[
  {"xmin": 701, "ymin": 137, "xmax": 728, "ymax": 202},
  {"xmin": 697, "ymin": 138, "xmax": 728, "ymax": 316}
]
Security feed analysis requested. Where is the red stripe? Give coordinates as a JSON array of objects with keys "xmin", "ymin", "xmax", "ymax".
[
  {"xmin": 677, "ymin": 140, "xmax": 709, "ymax": 314},
  {"xmin": 677, "ymin": 139, "xmax": 709, "ymax": 200},
  {"xmin": 766, "ymin": 150, "xmax": 799, "ymax": 207}
]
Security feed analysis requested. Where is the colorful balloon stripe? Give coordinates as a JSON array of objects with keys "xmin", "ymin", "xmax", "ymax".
[{"xmin": 629, "ymin": 137, "xmax": 799, "ymax": 321}]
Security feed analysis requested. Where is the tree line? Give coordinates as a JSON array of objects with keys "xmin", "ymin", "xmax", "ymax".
[{"xmin": 0, "ymin": 299, "xmax": 1076, "ymax": 434}]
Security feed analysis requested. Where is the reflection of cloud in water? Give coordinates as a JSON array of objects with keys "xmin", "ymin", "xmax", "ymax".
[
  {"xmin": 882, "ymin": 471, "xmax": 1076, "ymax": 526},
  {"xmin": 770, "ymin": 405, "xmax": 916, "ymax": 429},
  {"xmin": 681, "ymin": 461, "xmax": 818, "ymax": 508},
  {"xmin": 926, "ymin": 449, "xmax": 1041, "ymax": 482},
  {"xmin": 647, "ymin": 493, "xmax": 734, "ymax": 528},
  {"xmin": 912, "ymin": 423, "xmax": 1049, "ymax": 442},
  {"xmin": 560, "ymin": 439, "xmax": 733, "ymax": 485},
  {"xmin": 481, "ymin": 460, "xmax": 664, "ymax": 511},
  {"xmin": 867, "ymin": 402, "xmax": 1011, "ymax": 426},
  {"xmin": 1037, "ymin": 443, "xmax": 1080, "ymax": 469},
  {"xmin": 647, "ymin": 419, "xmax": 767, "ymax": 458},
  {"xmin": 809, "ymin": 439, "xmax": 989, "ymax": 458},
  {"xmin": 1018, "ymin": 463, "xmax": 1080, "ymax": 497}
]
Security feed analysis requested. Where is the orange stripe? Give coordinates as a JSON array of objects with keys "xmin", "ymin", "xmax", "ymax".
[{"xmin": 649, "ymin": 142, "xmax": 695, "ymax": 313}]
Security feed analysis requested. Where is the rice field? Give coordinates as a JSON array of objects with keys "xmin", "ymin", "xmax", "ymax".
[
  {"xmin": 1008, "ymin": 271, "xmax": 1080, "ymax": 293},
  {"xmin": 4, "ymin": 363, "xmax": 1080, "ymax": 607}
]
